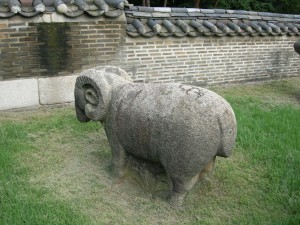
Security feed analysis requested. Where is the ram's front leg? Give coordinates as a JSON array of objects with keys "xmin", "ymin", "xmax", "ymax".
[
  {"xmin": 103, "ymin": 121, "xmax": 128, "ymax": 177},
  {"xmin": 111, "ymin": 142, "xmax": 127, "ymax": 177}
]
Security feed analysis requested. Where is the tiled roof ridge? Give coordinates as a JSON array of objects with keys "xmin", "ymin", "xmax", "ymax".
[
  {"xmin": 126, "ymin": 6, "xmax": 300, "ymax": 19},
  {"xmin": 0, "ymin": 0, "xmax": 130, "ymax": 18},
  {"xmin": 125, "ymin": 6, "xmax": 300, "ymax": 37}
]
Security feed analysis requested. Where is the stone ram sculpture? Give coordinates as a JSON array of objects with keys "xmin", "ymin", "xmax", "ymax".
[{"xmin": 74, "ymin": 66, "xmax": 237, "ymax": 206}]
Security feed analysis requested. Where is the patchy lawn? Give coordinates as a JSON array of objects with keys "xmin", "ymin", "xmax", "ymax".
[{"xmin": 0, "ymin": 78, "xmax": 299, "ymax": 225}]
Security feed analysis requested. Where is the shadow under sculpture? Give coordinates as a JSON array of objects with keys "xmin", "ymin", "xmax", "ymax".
[{"xmin": 74, "ymin": 66, "xmax": 237, "ymax": 206}]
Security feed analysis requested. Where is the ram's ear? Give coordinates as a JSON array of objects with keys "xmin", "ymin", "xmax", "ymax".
[{"xmin": 74, "ymin": 69, "xmax": 111, "ymax": 122}]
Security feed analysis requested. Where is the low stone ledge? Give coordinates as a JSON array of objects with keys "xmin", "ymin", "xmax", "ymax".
[
  {"xmin": 38, "ymin": 75, "xmax": 78, "ymax": 105},
  {"xmin": 0, "ymin": 78, "xmax": 39, "ymax": 110}
]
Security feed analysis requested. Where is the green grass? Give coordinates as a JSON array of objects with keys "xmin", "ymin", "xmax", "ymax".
[{"xmin": 0, "ymin": 78, "xmax": 299, "ymax": 224}]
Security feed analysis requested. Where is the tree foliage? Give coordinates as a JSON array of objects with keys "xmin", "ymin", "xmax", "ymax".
[{"xmin": 128, "ymin": 0, "xmax": 300, "ymax": 14}]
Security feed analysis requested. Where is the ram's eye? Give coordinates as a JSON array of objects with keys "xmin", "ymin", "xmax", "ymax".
[{"xmin": 85, "ymin": 88, "xmax": 98, "ymax": 106}]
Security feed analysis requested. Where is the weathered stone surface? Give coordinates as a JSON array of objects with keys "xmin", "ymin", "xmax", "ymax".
[{"xmin": 74, "ymin": 66, "xmax": 237, "ymax": 206}]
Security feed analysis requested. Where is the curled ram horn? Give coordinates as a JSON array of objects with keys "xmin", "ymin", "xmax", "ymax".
[
  {"xmin": 74, "ymin": 66, "xmax": 132, "ymax": 122},
  {"xmin": 75, "ymin": 71, "xmax": 108, "ymax": 122}
]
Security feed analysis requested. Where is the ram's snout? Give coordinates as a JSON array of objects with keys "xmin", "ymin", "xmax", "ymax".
[{"xmin": 74, "ymin": 85, "xmax": 91, "ymax": 122}]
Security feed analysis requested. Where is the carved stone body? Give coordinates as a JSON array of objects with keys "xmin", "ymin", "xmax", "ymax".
[{"xmin": 75, "ymin": 66, "xmax": 237, "ymax": 206}]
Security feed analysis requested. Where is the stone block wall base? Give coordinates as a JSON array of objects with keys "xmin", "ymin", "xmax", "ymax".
[
  {"xmin": 0, "ymin": 79, "xmax": 39, "ymax": 110},
  {"xmin": 39, "ymin": 75, "xmax": 77, "ymax": 105},
  {"xmin": 0, "ymin": 75, "xmax": 77, "ymax": 111}
]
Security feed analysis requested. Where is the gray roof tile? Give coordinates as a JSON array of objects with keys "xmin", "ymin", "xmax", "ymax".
[
  {"xmin": 171, "ymin": 8, "xmax": 188, "ymax": 13},
  {"xmin": 216, "ymin": 21, "xmax": 230, "ymax": 33},
  {"xmin": 176, "ymin": 20, "xmax": 190, "ymax": 33},
  {"xmin": 257, "ymin": 22, "xmax": 272, "ymax": 33},
  {"xmin": 170, "ymin": 12, "xmax": 189, "ymax": 17},
  {"xmin": 214, "ymin": 9, "xmax": 226, "ymax": 14},
  {"xmin": 276, "ymin": 23, "xmax": 289, "ymax": 32},
  {"xmin": 188, "ymin": 12, "xmax": 205, "ymax": 17},
  {"xmin": 258, "ymin": 12, "xmax": 273, "ymax": 16},
  {"xmin": 261, "ymin": 16, "xmax": 274, "ymax": 21},
  {"xmin": 207, "ymin": 13, "xmax": 228, "ymax": 18},
  {"xmin": 0, "ymin": 0, "xmax": 127, "ymax": 18},
  {"xmin": 187, "ymin": 8, "xmax": 201, "ymax": 13},
  {"xmin": 0, "ymin": 1, "xmax": 299, "ymax": 38},
  {"xmin": 45, "ymin": 6, "xmax": 55, "ymax": 12},
  {"xmin": 226, "ymin": 21, "xmax": 242, "ymax": 33},
  {"xmin": 137, "ymin": 6, "xmax": 154, "ymax": 12},
  {"xmin": 105, "ymin": 9, "xmax": 123, "ymax": 17},
  {"xmin": 234, "ymin": 10, "xmax": 250, "ymax": 15},
  {"xmin": 248, "ymin": 11, "xmax": 258, "ymax": 15},
  {"xmin": 268, "ymin": 23, "xmax": 281, "ymax": 33},
  {"xmin": 282, "ymin": 14, "xmax": 294, "ymax": 18},
  {"xmin": 0, "ymin": 11, "xmax": 14, "ymax": 17},
  {"xmin": 248, "ymin": 15, "xmax": 262, "ymax": 20},
  {"xmin": 151, "ymin": 12, "xmax": 171, "ymax": 18},
  {"xmin": 125, "ymin": 5, "xmax": 300, "ymax": 37},
  {"xmin": 200, "ymin": 9, "xmax": 215, "ymax": 14},
  {"xmin": 133, "ymin": 11, "xmax": 152, "ymax": 18},
  {"xmin": 153, "ymin": 7, "xmax": 171, "ymax": 12},
  {"xmin": 129, "ymin": 6, "xmax": 139, "ymax": 11}
]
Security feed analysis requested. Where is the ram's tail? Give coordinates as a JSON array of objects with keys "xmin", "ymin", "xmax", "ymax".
[{"xmin": 216, "ymin": 107, "xmax": 237, "ymax": 158}]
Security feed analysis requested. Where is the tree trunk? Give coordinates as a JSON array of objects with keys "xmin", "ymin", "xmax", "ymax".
[
  {"xmin": 214, "ymin": 0, "xmax": 219, "ymax": 7},
  {"xmin": 194, "ymin": 0, "xmax": 200, "ymax": 8},
  {"xmin": 146, "ymin": 0, "xmax": 150, "ymax": 7},
  {"xmin": 163, "ymin": 0, "xmax": 167, "ymax": 7}
]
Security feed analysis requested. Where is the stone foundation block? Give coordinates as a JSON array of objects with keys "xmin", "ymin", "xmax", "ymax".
[
  {"xmin": 38, "ymin": 75, "xmax": 77, "ymax": 105},
  {"xmin": 0, "ymin": 79, "xmax": 39, "ymax": 110}
]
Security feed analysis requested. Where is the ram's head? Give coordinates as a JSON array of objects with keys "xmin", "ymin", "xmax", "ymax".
[{"xmin": 74, "ymin": 66, "xmax": 132, "ymax": 122}]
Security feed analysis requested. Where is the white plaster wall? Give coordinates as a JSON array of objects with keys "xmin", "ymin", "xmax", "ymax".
[{"xmin": 0, "ymin": 79, "xmax": 39, "ymax": 110}]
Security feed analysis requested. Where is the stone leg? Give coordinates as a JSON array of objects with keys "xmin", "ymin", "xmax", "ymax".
[
  {"xmin": 167, "ymin": 173, "xmax": 199, "ymax": 207},
  {"xmin": 199, "ymin": 156, "xmax": 216, "ymax": 181},
  {"xmin": 111, "ymin": 144, "xmax": 127, "ymax": 177}
]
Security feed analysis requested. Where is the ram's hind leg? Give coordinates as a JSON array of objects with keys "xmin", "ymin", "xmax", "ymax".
[
  {"xmin": 167, "ymin": 174, "xmax": 199, "ymax": 207},
  {"xmin": 199, "ymin": 156, "xmax": 216, "ymax": 181}
]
